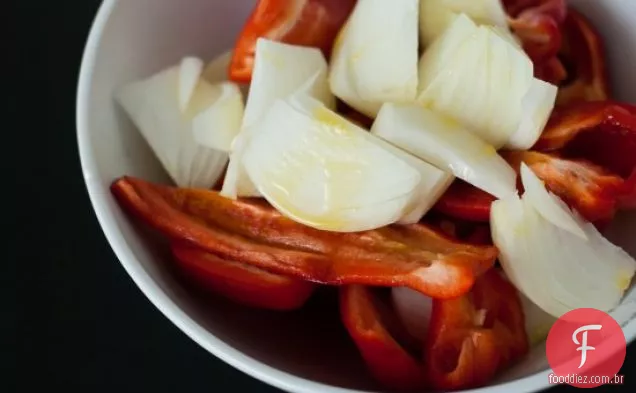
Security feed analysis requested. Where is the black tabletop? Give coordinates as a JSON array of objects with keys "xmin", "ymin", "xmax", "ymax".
[{"xmin": 8, "ymin": 1, "xmax": 635, "ymax": 392}]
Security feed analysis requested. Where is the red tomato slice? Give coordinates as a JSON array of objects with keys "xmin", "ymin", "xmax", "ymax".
[{"xmin": 229, "ymin": 0, "xmax": 357, "ymax": 83}]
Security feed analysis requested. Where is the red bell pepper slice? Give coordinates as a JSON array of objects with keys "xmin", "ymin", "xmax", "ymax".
[
  {"xmin": 504, "ymin": 0, "xmax": 566, "ymax": 63},
  {"xmin": 111, "ymin": 177, "xmax": 498, "ymax": 299},
  {"xmin": 556, "ymin": 9, "xmax": 610, "ymax": 105},
  {"xmin": 229, "ymin": 0, "xmax": 357, "ymax": 83},
  {"xmin": 433, "ymin": 180, "xmax": 496, "ymax": 223},
  {"xmin": 171, "ymin": 242, "xmax": 315, "ymax": 310},
  {"xmin": 423, "ymin": 212, "xmax": 493, "ymax": 246},
  {"xmin": 535, "ymin": 56, "xmax": 568, "ymax": 85},
  {"xmin": 534, "ymin": 101, "xmax": 636, "ymax": 177},
  {"xmin": 503, "ymin": 151, "xmax": 624, "ymax": 223},
  {"xmin": 340, "ymin": 285, "xmax": 425, "ymax": 390},
  {"xmin": 424, "ymin": 269, "xmax": 528, "ymax": 390},
  {"xmin": 534, "ymin": 101, "xmax": 636, "ymax": 207},
  {"xmin": 432, "ymin": 151, "xmax": 624, "ymax": 224}
]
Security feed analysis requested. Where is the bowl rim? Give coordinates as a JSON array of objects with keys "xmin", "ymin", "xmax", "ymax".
[{"xmin": 76, "ymin": 1, "xmax": 636, "ymax": 392}]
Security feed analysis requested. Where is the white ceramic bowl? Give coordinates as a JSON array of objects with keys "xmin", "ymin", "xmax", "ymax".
[{"xmin": 77, "ymin": 0, "xmax": 636, "ymax": 392}]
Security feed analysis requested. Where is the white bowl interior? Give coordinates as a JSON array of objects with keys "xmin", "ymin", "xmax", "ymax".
[{"xmin": 77, "ymin": 0, "xmax": 636, "ymax": 392}]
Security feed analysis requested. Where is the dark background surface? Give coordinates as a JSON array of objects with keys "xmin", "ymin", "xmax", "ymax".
[{"xmin": 7, "ymin": 0, "xmax": 635, "ymax": 392}]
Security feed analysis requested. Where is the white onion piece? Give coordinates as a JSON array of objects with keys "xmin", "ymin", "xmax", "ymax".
[
  {"xmin": 520, "ymin": 164, "xmax": 587, "ymax": 239},
  {"xmin": 329, "ymin": 0, "xmax": 419, "ymax": 118},
  {"xmin": 420, "ymin": 0, "xmax": 511, "ymax": 47},
  {"xmin": 243, "ymin": 38, "xmax": 334, "ymax": 128},
  {"xmin": 519, "ymin": 291, "xmax": 557, "ymax": 346},
  {"xmin": 202, "ymin": 50, "xmax": 250, "ymax": 97},
  {"xmin": 391, "ymin": 287, "xmax": 433, "ymax": 342},
  {"xmin": 417, "ymin": 15, "xmax": 556, "ymax": 149},
  {"xmin": 242, "ymin": 95, "xmax": 421, "ymax": 232},
  {"xmin": 506, "ymin": 78, "xmax": 558, "ymax": 150},
  {"xmin": 116, "ymin": 58, "xmax": 229, "ymax": 189},
  {"xmin": 192, "ymin": 82, "xmax": 244, "ymax": 152},
  {"xmin": 178, "ymin": 57, "xmax": 204, "ymax": 112},
  {"xmin": 491, "ymin": 166, "xmax": 636, "ymax": 318},
  {"xmin": 371, "ymin": 103, "xmax": 516, "ymax": 199},
  {"xmin": 221, "ymin": 39, "xmax": 333, "ymax": 199}
]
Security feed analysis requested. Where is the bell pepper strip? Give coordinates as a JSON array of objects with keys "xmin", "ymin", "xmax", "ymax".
[
  {"xmin": 111, "ymin": 177, "xmax": 498, "ymax": 299},
  {"xmin": 228, "ymin": 0, "xmax": 357, "ymax": 83},
  {"xmin": 504, "ymin": 151, "xmax": 625, "ymax": 223},
  {"xmin": 171, "ymin": 242, "xmax": 316, "ymax": 310},
  {"xmin": 433, "ymin": 180, "xmax": 496, "ymax": 223},
  {"xmin": 534, "ymin": 101, "xmax": 636, "ymax": 177},
  {"xmin": 423, "ymin": 213, "xmax": 493, "ymax": 246},
  {"xmin": 340, "ymin": 285, "xmax": 425, "ymax": 390},
  {"xmin": 424, "ymin": 269, "xmax": 528, "ymax": 390},
  {"xmin": 432, "ymin": 151, "xmax": 625, "ymax": 224},
  {"xmin": 556, "ymin": 9, "xmax": 610, "ymax": 105},
  {"xmin": 535, "ymin": 56, "xmax": 567, "ymax": 85},
  {"xmin": 504, "ymin": 0, "xmax": 566, "ymax": 63}
]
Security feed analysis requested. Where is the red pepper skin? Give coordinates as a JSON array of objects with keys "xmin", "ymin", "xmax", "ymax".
[
  {"xmin": 433, "ymin": 151, "xmax": 624, "ymax": 225},
  {"xmin": 171, "ymin": 242, "xmax": 315, "ymax": 311},
  {"xmin": 434, "ymin": 180, "xmax": 495, "ymax": 223},
  {"xmin": 556, "ymin": 9, "xmax": 610, "ymax": 105},
  {"xmin": 504, "ymin": 0, "xmax": 566, "ymax": 63},
  {"xmin": 534, "ymin": 101, "xmax": 636, "ymax": 208},
  {"xmin": 424, "ymin": 269, "xmax": 528, "ymax": 390},
  {"xmin": 534, "ymin": 102, "xmax": 636, "ymax": 178},
  {"xmin": 111, "ymin": 177, "xmax": 498, "ymax": 299},
  {"xmin": 229, "ymin": 0, "xmax": 357, "ymax": 83},
  {"xmin": 503, "ymin": 151, "xmax": 624, "ymax": 224},
  {"xmin": 340, "ymin": 285, "xmax": 425, "ymax": 391}
]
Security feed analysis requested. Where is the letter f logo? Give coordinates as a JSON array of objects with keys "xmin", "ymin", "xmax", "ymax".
[{"xmin": 572, "ymin": 324, "xmax": 603, "ymax": 368}]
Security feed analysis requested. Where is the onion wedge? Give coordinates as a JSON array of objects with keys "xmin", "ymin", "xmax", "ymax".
[
  {"xmin": 371, "ymin": 103, "xmax": 517, "ymax": 199},
  {"xmin": 221, "ymin": 39, "xmax": 334, "ymax": 199},
  {"xmin": 491, "ymin": 164, "xmax": 636, "ymax": 318},
  {"xmin": 329, "ymin": 0, "xmax": 419, "ymax": 118},
  {"xmin": 117, "ymin": 57, "xmax": 238, "ymax": 188},
  {"xmin": 242, "ymin": 95, "xmax": 424, "ymax": 232}
]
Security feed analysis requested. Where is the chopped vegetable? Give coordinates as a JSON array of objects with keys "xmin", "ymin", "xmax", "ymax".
[
  {"xmin": 243, "ymin": 95, "xmax": 451, "ymax": 231},
  {"xmin": 329, "ymin": 0, "xmax": 419, "ymax": 118},
  {"xmin": 171, "ymin": 241, "xmax": 315, "ymax": 310},
  {"xmin": 424, "ymin": 269, "xmax": 528, "ymax": 390},
  {"xmin": 434, "ymin": 180, "xmax": 496, "ymax": 222},
  {"xmin": 519, "ymin": 163, "xmax": 587, "ymax": 239},
  {"xmin": 491, "ymin": 164, "xmax": 636, "ymax": 318},
  {"xmin": 417, "ymin": 14, "xmax": 557, "ymax": 149},
  {"xmin": 222, "ymin": 39, "xmax": 334, "ymax": 199},
  {"xmin": 111, "ymin": 176, "xmax": 498, "ymax": 299},
  {"xmin": 504, "ymin": 151, "xmax": 625, "ymax": 225},
  {"xmin": 371, "ymin": 103, "xmax": 517, "ymax": 199},
  {"xmin": 340, "ymin": 285, "xmax": 425, "ymax": 390},
  {"xmin": 228, "ymin": 0, "xmax": 357, "ymax": 83},
  {"xmin": 419, "ymin": 0, "xmax": 512, "ymax": 47},
  {"xmin": 116, "ymin": 57, "xmax": 237, "ymax": 188},
  {"xmin": 556, "ymin": 9, "xmax": 610, "ymax": 105},
  {"xmin": 391, "ymin": 287, "xmax": 433, "ymax": 342},
  {"xmin": 505, "ymin": 0, "xmax": 566, "ymax": 63},
  {"xmin": 192, "ymin": 82, "xmax": 244, "ymax": 151}
]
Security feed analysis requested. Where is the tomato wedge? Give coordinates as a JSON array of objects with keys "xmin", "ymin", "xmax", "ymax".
[
  {"xmin": 340, "ymin": 285, "xmax": 425, "ymax": 390},
  {"xmin": 171, "ymin": 242, "xmax": 315, "ymax": 310},
  {"xmin": 111, "ymin": 177, "xmax": 497, "ymax": 299},
  {"xmin": 424, "ymin": 269, "xmax": 528, "ymax": 390},
  {"xmin": 229, "ymin": 0, "xmax": 357, "ymax": 83}
]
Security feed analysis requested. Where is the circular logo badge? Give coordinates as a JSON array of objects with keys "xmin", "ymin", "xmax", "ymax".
[{"xmin": 546, "ymin": 308, "xmax": 626, "ymax": 388}]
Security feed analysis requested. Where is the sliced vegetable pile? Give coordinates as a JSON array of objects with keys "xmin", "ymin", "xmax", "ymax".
[{"xmin": 112, "ymin": 0, "xmax": 636, "ymax": 390}]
